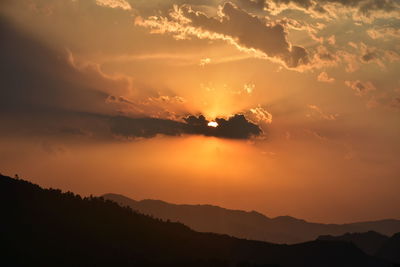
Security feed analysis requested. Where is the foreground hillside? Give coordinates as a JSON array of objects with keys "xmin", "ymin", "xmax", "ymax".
[
  {"xmin": 318, "ymin": 231, "xmax": 389, "ymax": 255},
  {"xmin": 318, "ymin": 231, "xmax": 400, "ymax": 264},
  {"xmin": 0, "ymin": 174, "xmax": 394, "ymax": 267},
  {"xmin": 376, "ymin": 233, "xmax": 400, "ymax": 264},
  {"xmin": 103, "ymin": 193, "xmax": 400, "ymax": 244}
]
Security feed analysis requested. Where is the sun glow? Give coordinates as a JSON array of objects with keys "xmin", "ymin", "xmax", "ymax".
[{"xmin": 208, "ymin": 121, "xmax": 218, "ymax": 127}]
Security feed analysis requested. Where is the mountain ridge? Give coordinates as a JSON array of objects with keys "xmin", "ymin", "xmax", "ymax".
[
  {"xmin": 103, "ymin": 193, "xmax": 400, "ymax": 244},
  {"xmin": 1, "ymin": 174, "xmax": 395, "ymax": 267}
]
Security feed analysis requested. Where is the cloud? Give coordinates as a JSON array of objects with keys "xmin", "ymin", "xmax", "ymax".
[
  {"xmin": 199, "ymin": 57, "xmax": 211, "ymax": 66},
  {"xmin": 391, "ymin": 97, "xmax": 400, "ymax": 109},
  {"xmin": 0, "ymin": 16, "xmax": 119, "ymax": 115},
  {"xmin": 313, "ymin": 45, "xmax": 340, "ymax": 68},
  {"xmin": 233, "ymin": 0, "xmax": 267, "ymax": 10},
  {"xmin": 249, "ymin": 106, "xmax": 273, "ymax": 124},
  {"xmin": 95, "ymin": 0, "xmax": 132, "ymax": 10},
  {"xmin": 326, "ymin": 35, "xmax": 336, "ymax": 45},
  {"xmin": 0, "ymin": 15, "xmax": 190, "ymax": 140},
  {"xmin": 110, "ymin": 114, "xmax": 262, "ymax": 139},
  {"xmin": 361, "ymin": 51, "xmax": 378, "ymax": 62},
  {"xmin": 340, "ymin": 51, "xmax": 360, "ymax": 73},
  {"xmin": 357, "ymin": 43, "xmax": 385, "ymax": 68},
  {"xmin": 345, "ymin": 80, "xmax": 376, "ymax": 96},
  {"xmin": 307, "ymin": 105, "xmax": 338, "ymax": 120},
  {"xmin": 105, "ymin": 90, "xmax": 191, "ymax": 120},
  {"xmin": 0, "ymin": 19, "xmax": 263, "ymax": 142},
  {"xmin": 384, "ymin": 50, "xmax": 400, "ymax": 63},
  {"xmin": 263, "ymin": 0, "xmax": 400, "ymax": 21},
  {"xmin": 244, "ymin": 83, "xmax": 255, "ymax": 94},
  {"xmin": 110, "ymin": 116, "xmax": 184, "ymax": 138},
  {"xmin": 135, "ymin": 2, "xmax": 309, "ymax": 69},
  {"xmin": 317, "ymin": 71, "xmax": 334, "ymax": 83},
  {"xmin": 348, "ymin": 42, "xmax": 358, "ymax": 49},
  {"xmin": 367, "ymin": 26, "xmax": 400, "ymax": 40},
  {"xmin": 41, "ymin": 141, "xmax": 68, "ymax": 155}
]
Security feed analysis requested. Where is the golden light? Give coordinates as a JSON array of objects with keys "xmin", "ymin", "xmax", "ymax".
[{"xmin": 208, "ymin": 121, "xmax": 218, "ymax": 127}]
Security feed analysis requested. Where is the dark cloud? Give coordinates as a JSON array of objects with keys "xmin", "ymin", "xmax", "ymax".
[
  {"xmin": 182, "ymin": 2, "xmax": 309, "ymax": 68},
  {"xmin": 126, "ymin": 0, "xmax": 218, "ymax": 16},
  {"xmin": 110, "ymin": 114, "xmax": 262, "ymax": 139},
  {"xmin": 0, "ymin": 16, "xmax": 126, "ymax": 138},
  {"xmin": 0, "ymin": 16, "xmax": 119, "ymax": 115},
  {"xmin": 268, "ymin": 0, "xmax": 399, "ymax": 15},
  {"xmin": 110, "ymin": 116, "xmax": 184, "ymax": 138},
  {"xmin": 57, "ymin": 127, "xmax": 92, "ymax": 137},
  {"xmin": 285, "ymin": 45, "xmax": 310, "ymax": 68},
  {"xmin": 345, "ymin": 80, "xmax": 376, "ymax": 96},
  {"xmin": 357, "ymin": 0, "xmax": 399, "ymax": 15},
  {"xmin": 361, "ymin": 51, "xmax": 378, "ymax": 62},
  {"xmin": 236, "ymin": 0, "xmax": 399, "ymax": 17},
  {"xmin": 234, "ymin": 0, "xmax": 268, "ymax": 11},
  {"xmin": 106, "ymin": 95, "xmax": 135, "ymax": 105},
  {"xmin": 186, "ymin": 114, "xmax": 263, "ymax": 139},
  {"xmin": 318, "ymin": 52, "xmax": 336, "ymax": 61}
]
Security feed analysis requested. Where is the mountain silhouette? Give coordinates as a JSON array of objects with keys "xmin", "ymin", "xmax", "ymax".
[
  {"xmin": 318, "ymin": 231, "xmax": 389, "ymax": 255},
  {"xmin": 376, "ymin": 233, "xmax": 400, "ymax": 264},
  {"xmin": 0, "ymin": 174, "xmax": 395, "ymax": 267},
  {"xmin": 316, "ymin": 231, "xmax": 400, "ymax": 264},
  {"xmin": 102, "ymin": 193, "xmax": 400, "ymax": 244}
]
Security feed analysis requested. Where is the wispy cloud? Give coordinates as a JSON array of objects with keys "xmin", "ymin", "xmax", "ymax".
[
  {"xmin": 95, "ymin": 0, "xmax": 132, "ymax": 10},
  {"xmin": 317, "ymin": 71, "xmax": 335, "ymax": 83}
]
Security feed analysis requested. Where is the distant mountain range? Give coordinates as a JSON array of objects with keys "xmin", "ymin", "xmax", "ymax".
[
  {"xmin": 1, "ymin": 174, "xmax": 397, "ymax": 267},
  {"xmin": 103, "ymin": 193, "xmax": 400, "ymax": 244}
]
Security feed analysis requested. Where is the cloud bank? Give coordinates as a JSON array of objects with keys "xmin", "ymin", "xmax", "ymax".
[
  {"xmin": 0, "ymin": 16, "xmax": 262, "ymax": 141},
  {"xmin": 111, "ymin": 114, "xmax": 262, "ymax": 139}
]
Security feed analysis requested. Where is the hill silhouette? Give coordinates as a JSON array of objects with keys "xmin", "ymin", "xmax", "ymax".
[
  {"xmin": 317, "ymin": 231, "xmax": 400, "ymax": 264},
  {"xmin": 376, "ymin": 233, "xmax": 400, "ymax": 264},
  {"xmin": 102, "ymin": 193, "xmax": 400, "ymax": 244},
  {"xmin": 0, "ymin": 174, "xmax": 395, "ymax": 267},
  {"xmin": 318, "ymin": 231, "xmax": 389, "ymax": 255}
]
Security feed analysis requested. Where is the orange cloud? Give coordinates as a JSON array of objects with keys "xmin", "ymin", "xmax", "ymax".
[
  {"xmin": 317, "ymin": 71, "xmax": 335, "ymax": 83},
  {"xmin": 345, "ymin": 80, "xmax": 376, "ymax": 96},
  {"xmin": 95, "ymin": 0, "xmax": 132, "ymax": 10},
  {"xmin": 135, "ymin": 2, "xmax": 309, "ymax": 69}
]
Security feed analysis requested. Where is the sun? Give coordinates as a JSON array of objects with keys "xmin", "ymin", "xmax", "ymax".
[{"xmin": 208, "ymin": 121, "xmax": 218, "ymax": 127}]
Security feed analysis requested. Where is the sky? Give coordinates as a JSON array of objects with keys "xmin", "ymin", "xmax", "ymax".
[{"xmin": 0, "ymin": 0, "xmax": 399, "ymax": 223}]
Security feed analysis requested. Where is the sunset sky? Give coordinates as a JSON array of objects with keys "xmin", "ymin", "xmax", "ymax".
[{"xmin": 1, "ymin": 0, "xmax": 399, "ymax": 223}]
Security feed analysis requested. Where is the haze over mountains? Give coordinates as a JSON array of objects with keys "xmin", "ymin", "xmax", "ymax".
[
  {"xmin": 1, "ymin": 174, "xmax": 398, "ymax": 267},
  {"xmin": 103, "ymin": 193, "xmax": 400, "ymax": 244}
]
